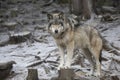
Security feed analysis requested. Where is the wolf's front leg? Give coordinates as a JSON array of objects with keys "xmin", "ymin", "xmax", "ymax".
[
  {"xmin": 58, "ymin": 46, "xmax": 65, "ymax": 70},
  {"xmin": 65, "ymin": 41, "xmax": 74, "ymax": 68}
]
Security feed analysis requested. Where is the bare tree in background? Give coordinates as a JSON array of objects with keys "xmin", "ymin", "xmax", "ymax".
[
  {"xmin": 69, "ymin": 0, "xmax": 120, "ymax": 19},
  {"xmin": 70, "ymin": 0, "xmax": 93, "ymax": 19}
]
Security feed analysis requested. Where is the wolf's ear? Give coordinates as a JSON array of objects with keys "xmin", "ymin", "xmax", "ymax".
[
  {"xmin": 58, "ymin": 12, "xmax": 64, "ymax": 19},
  {"xmin": 47, "ymin": 13, "xmax": 53, "ymax": 20},
  {"xmin": 47, "ymin": 23, "xmax": 51, "ymax": 32}
]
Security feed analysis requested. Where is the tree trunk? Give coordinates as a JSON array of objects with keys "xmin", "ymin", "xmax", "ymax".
[
  {"xmin": 26, "ymin": 69, "xmax": 39, "ymax": 80},
  {"xmin": 71, "ymin": 0, "xmax": 82, "ymax": 15},
  {"xmin": 70, "ymin": 0, "xmax": 92, "ymax": 19},
  {"xmin": 82, "ymin": 0, "xmax": 91, "ymax": 19},
  {"xmin": 52, "ymin": 69, "xmax": 75, "ymax": 80}
]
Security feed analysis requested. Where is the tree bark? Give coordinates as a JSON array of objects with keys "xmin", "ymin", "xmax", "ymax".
[
  {"xmin": 82, "ymin": 0, "xmax": 91, "ymax": 19},
  {"xmin": 0, "ymin": 61, "xmax": 16, "ymax": 80},
  {"xmin": 70, "ymin": 0, "xmax": 92, "ymax": 19},
  {"xmin": 71, "ymin": 0, "xmax": 82, "ymax": 15},
  {"xmin": 26, "ymin": 69, "xmax": 39, "ymax": 80},
  {"xmin": 53, "ymin": 69, "xmax": 75, "ymax": 80},
  {"xmin": 9, "ymin": 31, "xmax": 31, "ymax": 44}
]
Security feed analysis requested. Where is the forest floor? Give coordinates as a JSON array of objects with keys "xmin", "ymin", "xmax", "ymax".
[{"xmin": 0, "ymin": 0, "xmax": 120, "ymax": 80}]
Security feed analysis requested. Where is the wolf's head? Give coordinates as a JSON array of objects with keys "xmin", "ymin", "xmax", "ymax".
[
  {"xmin": 47, "ymin": 12, "xmax": 67, "ymax": 38},
  {"xmin": 47, "ymin": 11, "xmax": 64, "ymax": 21}
]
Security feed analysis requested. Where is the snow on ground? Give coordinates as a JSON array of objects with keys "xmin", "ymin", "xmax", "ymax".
[
  {"xmin": 0, "ymin": 39, "xmax": 58, "ymax": 80},
  {"xmin": 0, "ymin": 0, "xmax": 120, "ymax": 80},
  {"xmin": 0, "ymin": 21, "xmax": 119, "ymax": 80}
]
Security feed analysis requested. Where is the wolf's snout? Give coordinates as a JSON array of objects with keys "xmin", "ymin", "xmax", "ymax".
[{"xmin": 55, "ymin": 30, "xmax": 58, "ymax": 33}]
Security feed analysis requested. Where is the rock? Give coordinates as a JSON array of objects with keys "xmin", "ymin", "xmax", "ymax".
[
  {"xmin": 2, "ymin": 22, "xmax": 17, "ymax": 30},
  {"xmin": 0, "ymin": 61, "xmax": 16, "ymax": 80}
]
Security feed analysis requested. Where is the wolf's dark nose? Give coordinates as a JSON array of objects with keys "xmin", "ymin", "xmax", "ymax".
[{"xmin": 55, "ymin": 30, "xmax": 58, "ymax": 33}]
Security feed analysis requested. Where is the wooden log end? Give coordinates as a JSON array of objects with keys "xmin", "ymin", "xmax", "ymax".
[
  {"xmin": 26, "ymin": 69, "xmax": 39, "ymax": 80},
  {"xmin": 54, "ymin": 68, "xmax": 75, "ymax": 80}
]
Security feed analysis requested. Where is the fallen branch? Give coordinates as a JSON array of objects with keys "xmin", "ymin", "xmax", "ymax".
[
  {"xmin": 101, "ymin": 57, "xmax": 108, "ymax": 61},
  {"xmin": 111, "ymin": 43, "xmax": 120, "ymax": 51},
  {"xmin": 113, "ymin": 56, "xmax": 120, "ymax": 63},
  {"xmin": 27, "ymin": 60, "xmax": 44, "ymax": 67},
  {"xmin": 42, "ymin": 0, "xmax": 54, "ymax": 7},
  {"xmin": 108, "ymin": 50, "xmax": 120, "ymax": 56},
  {"xmin": 27, "ymin": 53, "xmax": 51, "ymax": 67},
  {"xmin": 33, "ymin": 37, "xmax": 48, "ymax": 43},
  {"xmin": 46, "ymin": 60, "xmax": 59, "ymax": 64},
  {"xmin": 102, "ymin": 36, "xmax": 120, "ymax": 55},
  {"xmin": 101, "ymin": 28, "xmax": 109, "ymax": 32},
  {"xmin": 42, "ymin": 64, "xmax": 50, "ymax": 74}
]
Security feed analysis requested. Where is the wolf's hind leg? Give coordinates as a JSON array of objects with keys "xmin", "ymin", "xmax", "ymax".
[{"xmin": 89, "ymin": 47, "xmax": 101, "ymax": 76}]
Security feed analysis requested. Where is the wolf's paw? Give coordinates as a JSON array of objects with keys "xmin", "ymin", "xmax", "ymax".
[
  {"xmin": 64, "ymin": 65, "xmax": 71, "ymax": 69},
  {"xmin": 57, "ymin": 65, "xmax": 64, "ymax": 70},
  {"xmin": 85, "ymin": 72, "xmax": 93, "ymax": 77},
  {"xmin": 85, "ymin": 70, "xmax": 95, "ymax": 77}
]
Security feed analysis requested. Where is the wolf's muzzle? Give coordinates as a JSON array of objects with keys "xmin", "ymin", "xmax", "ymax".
[{"xmin": 55, "ymin": 30, "xmax": 58, "ymax": 33}]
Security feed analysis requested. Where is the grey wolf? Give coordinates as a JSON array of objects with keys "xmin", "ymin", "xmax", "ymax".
[{"xmin": 47, "ymin": 11, "xmax": 102, "ymax": 76}]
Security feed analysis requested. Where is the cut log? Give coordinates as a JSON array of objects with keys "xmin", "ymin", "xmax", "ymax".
[
  {"xmin": 0, "ymin": 61, "xmax": 16, "ymax": 80},
  {"xmin": 26, "ymin": 69, "xmax": 39, "ymax": 80},
  {"xmin": 9, "ymin": 31, "xmax": 31, "ymax": 44},
  {"xmin": 0, "ymin": 34, "xmax": 9, "ymax": 46},
  {"xmin": 2, "ymin": 22, "xmax": 17, "ymax": 30},
  {"xmin": 52, "ymin": 68, "xmax": 75, "ymax": 80}
]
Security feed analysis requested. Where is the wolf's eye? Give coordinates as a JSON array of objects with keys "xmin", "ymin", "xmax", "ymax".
[{"xmin": 59, "ymin": 22, "xmax": 63, "ymax": 26}]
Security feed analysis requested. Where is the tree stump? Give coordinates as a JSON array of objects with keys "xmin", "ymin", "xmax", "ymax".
[
  {"xmin": 0, "ymin": 61, "xmax": 16, "ymax": 80},
  {"xmin": 0, "ymin": 34, "xmax": 9, "ymax": 46},
  {"xmin": 9, "ymin": 31, "xmax": 31, "ymax": 44},
  {"xmin": 2, "ymin": 22, "xmax": 17, "ymax": 30},
  {"xmin": 52, "ymin": 68, "xmax": 75, "ymax": 80},
  {"xmin": 26, "ymin": 69, "xmax": 39, "ymax": 80}
]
